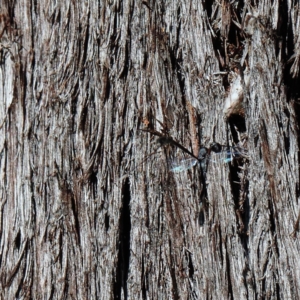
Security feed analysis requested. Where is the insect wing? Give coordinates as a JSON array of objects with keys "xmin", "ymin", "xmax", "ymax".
[
  {"xmin": 170, "ymin": 158, "xmax": 198, "ymax": 172},
  {"xmin": 210, "ymin": 147, "xmax": 247, "ymax": 163}
]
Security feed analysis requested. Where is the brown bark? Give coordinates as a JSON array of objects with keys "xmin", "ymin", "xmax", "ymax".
[{"xmin": 1, "ymin": 0, "xmax": 300, "ymax": 299}]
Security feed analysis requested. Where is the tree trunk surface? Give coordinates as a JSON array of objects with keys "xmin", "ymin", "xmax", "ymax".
[{"xmin": 1, "ymin": 0, "xmax": 300, "ymax": 299}]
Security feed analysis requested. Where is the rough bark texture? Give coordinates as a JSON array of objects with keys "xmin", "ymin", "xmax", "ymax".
[{"xmin": 1, "ymin": 0, "xmax": 300, "ymax": 299}]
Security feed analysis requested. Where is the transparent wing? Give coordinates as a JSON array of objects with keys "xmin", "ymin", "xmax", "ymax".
[
  {"xmin": 169, "ymin": 158, "xmax": 198, "ymax": 172},
  {"xmin": 211, "ymin": 146, "xmax": 247, "ymax": 163},
  {"xmin": 169, "ymin": 146, "xmax": 247, "ymax": 172}
]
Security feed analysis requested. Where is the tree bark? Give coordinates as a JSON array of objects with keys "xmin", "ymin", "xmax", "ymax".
[{"xmin": 1, "ymin": 0, "xmax": 300, "ymax": 299}]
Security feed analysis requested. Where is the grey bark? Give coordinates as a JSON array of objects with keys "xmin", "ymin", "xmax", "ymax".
[{"xmin": 1, "ymin": 0, "xmax": 300, "ymax": 299}]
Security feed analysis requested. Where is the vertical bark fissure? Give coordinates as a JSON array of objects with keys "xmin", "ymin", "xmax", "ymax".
[{"xmin": 114, "ymin": 177, "xmax": 131, "ymax": 299}]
